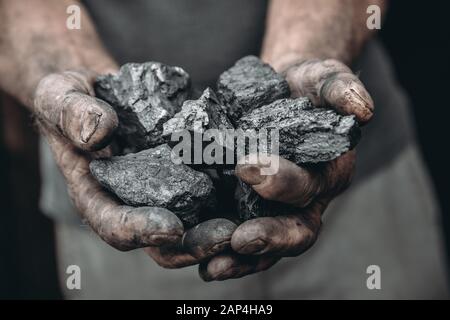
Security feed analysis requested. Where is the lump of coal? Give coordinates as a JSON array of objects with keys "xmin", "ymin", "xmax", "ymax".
[
  {"xmin": 235, "ymin": 98, "xmax": 360, "ymax": 221},
  {"xmin": 162, "ymin": 88, "xmax": 233, "ymax": 138},
  {"xmin": 163, "ymin": 88, "xmax": 235, "ymax": 168},
  {"xmin": 217, "ymin": 56, "xmax": 290, "ymax": 123},
  {"xmin": 94, "ymin": 62, "xmax": 191, "ymax": 152},
  {"xmin": 237, "ymin": 97, "xmax": 361, "ymax": 164},
  {"xmin": 90, "ymin": 144, "xmax": 215, "ymax": 226}
]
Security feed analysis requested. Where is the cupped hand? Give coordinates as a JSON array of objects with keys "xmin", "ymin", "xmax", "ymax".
[
  {"xmin": 35, "ymin": 70, "xmax": 233, "ymax": 267},
  {"xmin": 200, "ymin": 58, "xmax": 374, "ymax": 281}
]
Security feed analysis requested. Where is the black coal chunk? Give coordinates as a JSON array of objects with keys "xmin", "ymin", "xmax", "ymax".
[
  {"xmin": 235, "ymin": 97, "xmax": 360, "ymax": 221},
  {"xmin": 163, "ymin": 88, "xmax": 235, "ymax": 168},
  {"xmin": 237, "ymin": 97, "xmax": 361, "ymax": 164},
  {"xmin": 90, "ymin": 144, "xmax": 215, "ymax": 227},
  {"xmin": 217, "ymin": 56, "xmax": 290, "ymax": 123},
  {"xmin": 162, "ymin": 88, "xmax": 233, "ymax": 138},
  {"xmin": 94, "ymin": 62, "xmax": 191, "ymax": 152}
]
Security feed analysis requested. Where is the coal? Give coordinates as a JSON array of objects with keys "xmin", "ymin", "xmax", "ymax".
[
  {"xmin": 235, "ymin": 98, "xmax": 360, "ymax": 221},
  {"xmin": 162, "ymin": 88, "xmax": 233, "ymax": 138},
  {"xmin": 163, "ymin": 88, "xmax": 235, "ymax": 169},
  {"xmin": 90, "ymin": 144, "xmax": 215, "ymax": 226},
  {"xmin": 237, "ymin": 97, "xmax": 361, "ymax": 164},
  {"xmin": 94, "ymin": 62, "xmax": 191, "ymax": 152},
  {"xmin": 92, "ymin": 58, "xmax": 363, "ymax": 224},
  {"xmin": 217, "ymin": 56, "xmax": 290, "ymax": 123}
]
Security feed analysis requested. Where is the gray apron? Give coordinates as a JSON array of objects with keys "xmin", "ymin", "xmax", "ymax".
[{"xmin": 40, "ymin": 0, "xmax": 448, "ymax": 298}]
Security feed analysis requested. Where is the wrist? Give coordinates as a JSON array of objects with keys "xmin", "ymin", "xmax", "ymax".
[{"xmin": 261, "ymin": 51, "xmax": 311, "ymax": 73}]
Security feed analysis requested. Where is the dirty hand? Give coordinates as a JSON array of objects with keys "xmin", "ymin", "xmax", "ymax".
[
  {"xmin": 34, "ymin": 70, "xmax": 231, "ymax": 267},
  {"xmin": 200, "ymin": 59, "xmax": 374, "ymax": 281}
]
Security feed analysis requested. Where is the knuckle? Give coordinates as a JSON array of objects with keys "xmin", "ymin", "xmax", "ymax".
[
  {"xmin": 34, "ymin": 73, "xmax": 60, "ymax": 105},
  {"xmin": 299, "ymin": 180, "xmax": 321, "ymax": 207},
  {"xmin": 322, "ymin": 59, "xmax": 350, "ymax": 73},
  {"xmin": 38, "ymin": 72, "xmax": 64, "ymax": 87}
]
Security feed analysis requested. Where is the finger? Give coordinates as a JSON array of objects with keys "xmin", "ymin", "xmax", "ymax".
[
  {"xmin": 286, "ymin": 59, "xmax": 374, "ymax": 124},
  {"xmin": 236, "ymin": 154, "xmax": 322, "ymax": 208},
  {"xmin": 236, "ymin": 150, "xmax": 355, "ymax": 206},
  {"xmin": 40, "ymin": 122, "xmax": 183, "ymax": 251},
  {"xmin": 199, "ymin": 253, "xmax": 280, "ymax": 281},
  {"xmin": 145, "ymin": 218, "xmax": 237, "ymax": 269},
  {"xmin": 231, "ymin": 199, "xmax": 326, "ymax": 256},
  {"xmin": 182, "ymin": 218, "xmax": 237, "ymax": 259},
  {"xmin": 144, "ymin": 245, "xmax": 199, "ymax": 269},
  {"xmin": 320, "ymin": 72, "xmax": 374, "ymax": 124},
  {"xmin": 34, "ymin": 70, "xmax": 118, "ymax": 151}
]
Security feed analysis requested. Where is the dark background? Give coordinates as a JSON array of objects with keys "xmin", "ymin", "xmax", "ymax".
[
  {"xmin": 0, "ymin": 1, "xmax": 449, "ymax": 299},
  {"xmin": 380, "ymin": 1, "xmax": 450, "ymax": 264}
]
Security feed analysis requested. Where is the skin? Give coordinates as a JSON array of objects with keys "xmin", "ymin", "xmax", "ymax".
[
  {"xmin": 200, "ymin": 0, "xmax": 386, "ymax": 281},
  {"xmin": 0, "ymin": 0, "xmax": 229, "ymax": 267},
  {"xmin": 0, "ymin": 0, "xmax": 385, "ymax": 279}
]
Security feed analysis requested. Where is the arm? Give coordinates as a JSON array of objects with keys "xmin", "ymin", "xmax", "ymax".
[
  {"xmin": 0, "ymin": 0, "xmax": 225, "ymax": 268},
  {"xmin": 262, "ymin": 0, "xmax": 387, "ymax": 68},
  {"xmin": 201, "ymin": 0, "xmax": 385, "ymax": 281},
  {"xmin": 0, "ymin": 0, "xmax": 116, "ymax": 107}
]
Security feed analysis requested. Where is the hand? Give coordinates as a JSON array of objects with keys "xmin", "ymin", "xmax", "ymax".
[
  {"xmin": 34, "ymin": 70, "xmax": 233, "ymax": 268},
  {"xmin": 199, "ymin": 59, "xmax": 374, "ymax": 281}
]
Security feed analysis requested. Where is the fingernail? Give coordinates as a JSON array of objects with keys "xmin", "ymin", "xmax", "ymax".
[
  {"xmin": 81, "ymin": 111, "xmax": 102, "ymax": 143},
  {"xmin": 352, "ymin": 89, "xmax": 371, "ymax": 109},
  {"xmin": 236, "ymin": 164, "xmax": 266, "ymax": 185},
  {"xmin": 238, "ymin": 238, "xmax": 267, "ymax": 255}
]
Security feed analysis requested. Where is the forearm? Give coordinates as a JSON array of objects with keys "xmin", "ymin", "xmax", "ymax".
[
  {"xmin": 0, "ymin": 0, "xmax": 116, "ymax": 107},
  {"xmin": 262, "ymin": 0, "xmax": 387, "ymax": 71}
]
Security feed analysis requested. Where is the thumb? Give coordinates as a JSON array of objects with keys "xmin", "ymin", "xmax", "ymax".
[
  {"xmin": 34, "ymin": 70, "xmax": 118, "ymax": 151},
  {"xmin": 235, "ymin": 154, "xmax": 322, "ymax": 208}
]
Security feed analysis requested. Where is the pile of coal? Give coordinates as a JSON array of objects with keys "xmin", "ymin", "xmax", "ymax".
[
  {"xmin": 94, "ymin": 62, "xmax": 191, "ymax": 152},
  {"xmin": 92, "ymin": 56, "xmax": 362, "ymax": 224},
  {"xmin": 90, "ymin": 144, "xmax": 215, "ymax": 227}
]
